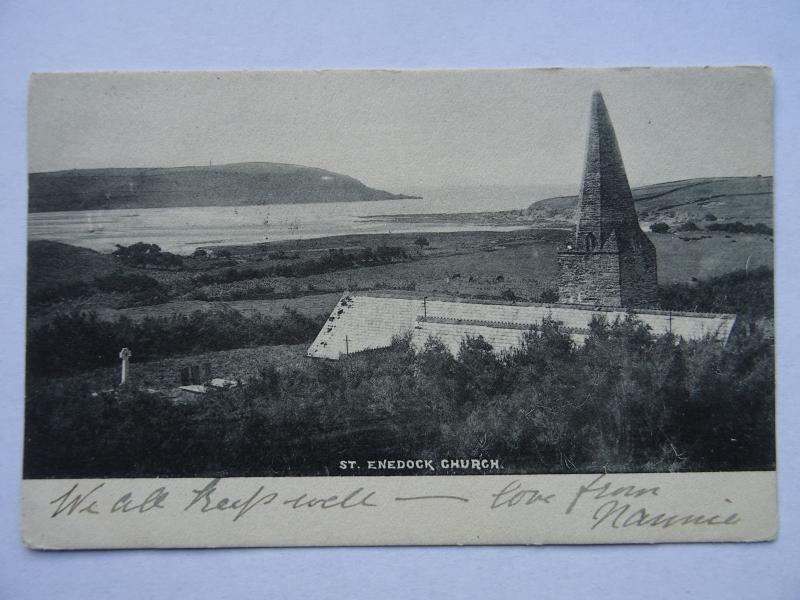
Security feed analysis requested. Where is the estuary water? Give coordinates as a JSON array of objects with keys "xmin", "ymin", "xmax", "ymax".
[{"xmin": 27, "ymin": 184, "xmax": 572, "ymax": 254}]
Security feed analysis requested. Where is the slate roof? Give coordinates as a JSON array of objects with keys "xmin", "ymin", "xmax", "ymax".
[{"xmin": 305, "ymin": 293, "xmax": 737, "ymax": 360}]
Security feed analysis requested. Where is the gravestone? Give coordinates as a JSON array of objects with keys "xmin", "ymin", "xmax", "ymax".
[{"xmin": 119, "ymin": 348, "xmax": 132, "ymax": 385}]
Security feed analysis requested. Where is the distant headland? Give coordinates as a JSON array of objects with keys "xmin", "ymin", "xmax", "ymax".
[{"xmin": 28, "ymin": 162, "xmax": 421, "ymax": 212}]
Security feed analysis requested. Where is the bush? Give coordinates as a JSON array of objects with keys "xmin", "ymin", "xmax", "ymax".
[
  {"xmin": 95, "ymin": 271, "xmax": 161, "ymax": 293},
  {"xmin": 676, "ymin": 221, "xmax": 700, "ymax": 232},
  {"xmin": 28, "ymin": 271, "xmax": 166, "ymax": 306},
  {"xmin": 539, "ymin": 289, "xmax": 559, "ymax": 303},
  {"xmin": 650, "ymin": 222, "xmax": 671, "ymax": 233},
  {"xmin": 192, "ymin": 246, "xmax": 409, "ymax": 286},
  {"xmin": 94, "ymin": 271, "xmax": 167, "ymax": 304},
  {"xmin": 705, "ymin": 222, "xmax": 773, "ymax": 235},
  {"xmin": 704, "ymin": 213, "xmax": 718, "ymax": 221},
  {"xmin": 217, "ymin": 284, "xmax": 276, "ymax": 301},
  {"xmin": 414, "ymin": 236, "xmax": 430, "ymax": 249},
  {"xmin": 25, "ymin": 315, "xmax": 775, "ymax": 478},
  {"xmin": 500, "ymin": 289, "xmax": 518, "ymax": 302},
  {"xmin": 28, "ymin": 280, "xmax": 92, "ymax": 305},
  {"xmin": 268, "ymin": 250, "xmax": 300, "ymax": 260},
  {"xmin": 113, "ymin": 242, "xmax": 183, "ymax": 269},
  {"xmin": 658, "ymin": 266, "xmax": 773, "ymax": 318}
]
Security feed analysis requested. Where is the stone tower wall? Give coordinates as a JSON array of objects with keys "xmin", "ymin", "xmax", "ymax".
[
  {"xmin": 557, "ymin": 251, "xmax": 622, "ymax": 306},
  {"xmin": 556, "ymin": 91, "xmax": 659, "ymax": 309},
  {"xmin": 557, "ymin": 236, "xmax": 658, "ymax": 308},
  {"xmin": 618, "ymin": 240, "xmax": 658, "ymax": 307}
]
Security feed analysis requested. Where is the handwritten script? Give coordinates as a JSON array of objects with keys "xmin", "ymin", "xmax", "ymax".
[{"xmin": 46, "ymin": 474, "xmax": 742, "ymax": 532}]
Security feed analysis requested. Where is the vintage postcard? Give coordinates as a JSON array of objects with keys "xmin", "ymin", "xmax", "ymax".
[{"xmin": 22, "ymin": 67, "xmax": 776, "ymax": 548}]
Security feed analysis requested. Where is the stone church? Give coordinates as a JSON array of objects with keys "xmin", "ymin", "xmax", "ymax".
[
  {"xmin": 557, "ymin": 91, "xmax": 658, "ymax": 308},
  {"xmin": 307, "ymin": 92, "xmax": 735, "ymax": 360}
]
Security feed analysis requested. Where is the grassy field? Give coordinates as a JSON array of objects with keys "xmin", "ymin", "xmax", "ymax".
[
  {"xmin": 27, "ymin": 216, "xmax": 773, "ymax": 392},
  {"xmin": 27, "ymin": 229, "xmax": 565, "ymax": 321},
  {"xmin": 651, "ymin": 231, "xmax": 773, "ymax": 282},
  {"xmin": 31, "ymin": 343, "xmax": 309, "ymax": 392},
  {"xmin": 89, "ymin": 293, "xmax": 344, "ymax": 324},
  {"xmin": 525, "ymin": 176, "xmax": 773, "ymax": 226},
  {"xmin": 28, "ymin": 226, "xmax": 772, "ymax": 322}
]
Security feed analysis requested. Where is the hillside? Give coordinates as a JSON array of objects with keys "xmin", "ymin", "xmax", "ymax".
[
  {"xmin": 523, "ymin": 176, "xmax": 773, "ymax": 226},
  {"xmin": 27, "ymin": 240, "xmax": 117, "ymax": 288},
  {"xmin": 28, "ymin": 162, "xmax": 419, "ymax": 212}
]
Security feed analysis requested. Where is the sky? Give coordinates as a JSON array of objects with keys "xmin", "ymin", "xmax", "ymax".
[{"xmin": 28, "ymin": 67, "xmax": 772, "ymax": 192}]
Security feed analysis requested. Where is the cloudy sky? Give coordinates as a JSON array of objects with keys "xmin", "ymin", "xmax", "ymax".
[{"xmin": 29, "ymin": 67, "xmax": 772, "ymax": 192}]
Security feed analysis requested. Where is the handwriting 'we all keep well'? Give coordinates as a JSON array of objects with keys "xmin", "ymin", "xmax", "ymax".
[{"xmin": 48, "ymin": 475, "xmax": 741, "ymax": 531}]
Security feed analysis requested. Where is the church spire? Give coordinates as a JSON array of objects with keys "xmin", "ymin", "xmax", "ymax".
[
  {"xmin": 575, "ymin": 91, "xmax": 640, "ymax": 250},
  {"xmin": 557, "ymin": 91, "xmax": 658, "ymax": 308}
]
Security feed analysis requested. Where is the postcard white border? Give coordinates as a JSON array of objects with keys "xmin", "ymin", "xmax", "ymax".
[{"xmin": 23, "ymin": 471, "xmax": 776, "ymax": 549}]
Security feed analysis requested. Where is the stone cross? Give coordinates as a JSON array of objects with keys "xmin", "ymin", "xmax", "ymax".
[{"xmin": 119, "ymin": 347, "xmax": 132, "ymax": 385}]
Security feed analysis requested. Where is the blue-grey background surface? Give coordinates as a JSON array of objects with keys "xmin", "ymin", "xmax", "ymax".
[{"xmin": 1, "ymin": 1, "xmax": 798, "ymax": 598}]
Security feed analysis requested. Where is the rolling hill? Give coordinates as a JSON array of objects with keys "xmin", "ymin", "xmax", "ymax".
[
  {"xmin": 523, "ymin": 176, "xmax": 773, "ymax": 226},
  {"xmin": 28, "ymin": 162, "xmax": 419, "ymax": 212}
]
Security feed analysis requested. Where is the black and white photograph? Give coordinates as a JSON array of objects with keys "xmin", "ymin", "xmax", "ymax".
[{"xmin": 21, "ymin": 67, "xmax": 776, "ymax": 547}]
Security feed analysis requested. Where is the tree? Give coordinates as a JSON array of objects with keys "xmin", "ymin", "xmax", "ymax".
[
  {"xmin": 113, "ymin": 242, "xmax": 183, "ymax": 269},
  {"xmin": 414, "ymin": 236, "xmax": 430, "ymax": 250},
  {"xmin": 455, "ymin": 335, "xmax": 502, "ymax": 405}
]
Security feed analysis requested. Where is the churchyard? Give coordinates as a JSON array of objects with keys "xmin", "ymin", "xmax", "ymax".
[{"xmin": 26, "ymin": 223, "xmax": 773, "ymax": 389}]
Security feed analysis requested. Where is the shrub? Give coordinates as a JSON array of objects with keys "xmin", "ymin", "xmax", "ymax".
[
  {"xmin": 192, "ymin": 246, "xmax": 409, "ymax": 286},
  {"xmin": 539, "ymin": 289, "xmax": 559, "ymax": 303},
  {"xmin": 658, "ymin": 266, "xmax": 773, "ymax": 317},
  {"xmin": 706, "ymin": 222, "xmax": 773, "ymax": 235},
  {"xmin": 221, "ymin": 284, "xmax": 277, "ymax": 301},
  {"xmin": 676, "ymin": 221, "xmax": 700, "ymax": 232},
  {"xmin": 650, "ymin": 222, "xmax": 671, "ymax": 233},
  {"xmin": 704, "ymin": 213, "xmax": 718, "ymax": 221},
  {"xmin": 25, "ymin": 315, "xmax": 775, "ymax": 478},
  {"xmin": 414, "ymin": 236, "xmax": 430, "ymax": 249},
  {"xmin": 95, "ymin": 271, "xmax": 161, "ymax": 293},
  {"xmin": 113, "ymin": 242, "xmax": 183, "ymax": 269},
  {"xmin": 28, "ymin": 281, "xmax": 92, "ymax": 305},
  {"xmin": 94, "ymin": 271, "xmax": 167, "ymax": 304},
  {"xmin": 500, "ymin": 289, "xmax": 518, "ymax": 302}
]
